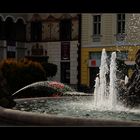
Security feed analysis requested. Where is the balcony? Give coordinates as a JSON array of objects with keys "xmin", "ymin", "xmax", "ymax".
[
  {"xmin": 114, "ymin": 33, "xmax": 127, "ymax": 42},
  {"xmin": 92, "ymin": 34, "xmax": 102, "ymax": 42}
]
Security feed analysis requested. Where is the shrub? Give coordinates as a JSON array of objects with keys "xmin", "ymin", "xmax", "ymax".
[
  {"xmin": 0, "ymin": 59, "xmax": 46, "ymax": 94},
  {"xmin": 77, "ymin": 84, "xmax": 91, "ymax": 93},
  {"xmin": 41, "ymin": 62, "xmax": 57, "ymax": 78},
  {"xmin": 0, "ymin": 70, "xmax": 16, "ymax": 108}
]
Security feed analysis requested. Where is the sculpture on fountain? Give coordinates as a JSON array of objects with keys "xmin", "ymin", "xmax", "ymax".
[
  {"xmin": 123, "ymin": 49, "xmax": 140, "ymax": 107},
  {"xmin": 0, "ymin": 70, "xmax": 16, "ymax": 108},
  {"xmin": 93, "ymin": 48, "xmax": 140, "ymax": 109}
]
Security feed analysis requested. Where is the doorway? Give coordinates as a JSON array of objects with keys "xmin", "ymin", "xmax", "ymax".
[{"xmin": 61, "ymin": 62, "xmax": 70, "ymax": 84}]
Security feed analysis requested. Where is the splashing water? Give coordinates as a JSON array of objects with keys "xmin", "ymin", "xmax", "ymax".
[
  {"xmin": 109, "ymin": 52, "xmax": 117, "ymax": 110},
  {"xmin": 93, "ymin": 48, "xmax": 110, "ymax": 110},
  {"xmin": 125, "ymin": 75, "xmax": 129, "ymax": 85},
  {"xmin": 93, "ymin": 49, "xmax": 122, "ymax": 111}
]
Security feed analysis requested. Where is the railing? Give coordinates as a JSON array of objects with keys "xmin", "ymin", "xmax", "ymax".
[
  {"xmin": 92, "ymin": 35, "xmax": 102, "ymax": 42},
  {"xmin": 114, "ymin": 33, "xmax": 127, "ymax": 42}
]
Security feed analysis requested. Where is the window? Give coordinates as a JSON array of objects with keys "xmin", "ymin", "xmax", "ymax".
[
  {"xmin": 31, "ymin": 20, "xmax": 42, "ymax": 42},
  {"xmin": 59, "ymin": 19, "xmax": 72, "ymax": 41},
  {"xmin": 117, "ymin": 13, "xmax": 125, "ymax": 34},
  {"xmin": 5, "ymin": 17, "xmax": 16, "ymax": 41},
  {"xmin": 116, "ymin": 51, "xmax": 128, "ymax": 60},
  {"xmin": 15, "ymin": 19, "xmax": 26, "ymax": 41},
  {"xmin": 90, "ymin": 52, "xmax": 101, "ymax": 60},
  {"xmin": 0, "ymin": 17, "xmax": 5, "ymax": 39},
  {"xmin": 116, "ymin": 13, "xmax": 126, "ymax": 41},
  {"xmin": 5, "ymin": 17, "xmax": 16, "ymax": 59},
  {"xmin": 89, "ymin": 51, "xmax": 128, "ymax": 67},
  {"xmin": 107, "ymin": 51, "xmax": 128, "ymax": 60},
  {"xmin": 93, "ymin": 15, "xmax": 101, "ymax": 42},
  {"xmin": 89, "ymin": 52, "xmax": 102, "ymax": 67},
  {"xmin": 93, "ymin": 15, "xmax": 101, "ymax": 35}
]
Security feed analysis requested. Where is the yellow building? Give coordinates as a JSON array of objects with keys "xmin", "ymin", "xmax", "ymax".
[{"xmin": 81, "ymin": 13, "xmax": 140, "ymax": 87}]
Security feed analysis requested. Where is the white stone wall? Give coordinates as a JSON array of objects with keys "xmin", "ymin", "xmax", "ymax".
[
  {"xmin": 47, "ymin": 41, "xmax": 78, "ymax": 84},
  {"xmin": 82, "ymin": 13, "xmax": 115, "ymax": 47},
  {"xmin": 70, "ymin": 41, "xmax": 78, "ymax": 84},
  {"xmin": 101, "ymin": 14, "xmax": 114, "ymax": 45},
  {"xmin": 26, "ymin": 42, "xmax": 61, "ymax": 81},
  {"xmin": 47, "ymin": 42, "xmax": 61, "ymax": 82},
  {"xmin": 25, "ymin": 42, "xmax": 48, "ymax": 56},
  {"xmin": 81, "ymin": 14, "xmax": 91, "ymax": 47},
  {"xmin": 16, "ymin": 42, "xmax": 26, "ymax": 59},
  {"xmin": 81, "ymin": 13, "xmax": 140, "ymax": 47},
  {"xmin": 25, "ymin": 41, "xmax": 78, "ymax": 84}
]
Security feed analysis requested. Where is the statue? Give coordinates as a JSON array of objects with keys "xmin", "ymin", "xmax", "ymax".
[
  {"xmin": 123, "ymin": 49, "xmax": 140, "ymax": 107},
  {"xmin": 0, "ymin": 70, "xmax": 16, "ymax": 108}
]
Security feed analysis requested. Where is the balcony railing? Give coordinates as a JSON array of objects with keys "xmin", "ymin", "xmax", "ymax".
[
  {"xmin": 92, "ymin": 34, "xmax": 102, "ymax": 42},
  {"xmin": 114, "ymin": 33, "xmax": 127, "ymax": 42}
]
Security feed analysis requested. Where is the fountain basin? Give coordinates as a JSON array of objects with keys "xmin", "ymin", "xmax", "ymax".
[
  {"xmin": 0, "ymin": 106, "xmax": 140, "ymax": 126},
  {"xmin": 0, "ymin": 96, "xmax": 140, "ymax": 126}
]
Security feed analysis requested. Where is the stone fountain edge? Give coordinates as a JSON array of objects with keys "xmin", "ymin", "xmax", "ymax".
[{"xmin": 0, "ymin": 105, "xmax": 140, "ymax": 126}]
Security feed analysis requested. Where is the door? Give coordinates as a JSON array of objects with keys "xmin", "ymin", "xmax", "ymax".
[{"xmin": 61, "ymin": 62, "xmax": 70, "ymax": 84}]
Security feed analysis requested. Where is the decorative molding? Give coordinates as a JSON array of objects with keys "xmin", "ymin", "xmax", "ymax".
[
  {"xmin": 30, "ymin": 14, "xmax": 42, "ymax": 21},
  {"xmin": 45, "ymin": 15, "xmax": 59, "ymax": 22},
  {"xmin": 60, "ymin": 14, "xmax": 72, "ymax": 20},
  {"xmin": 4, "ymin": 15, "xmax": 16, "ymax": 22},
  {"xmin": 15, "ymin": 17, "xmax": 26, "ymax": 24}
]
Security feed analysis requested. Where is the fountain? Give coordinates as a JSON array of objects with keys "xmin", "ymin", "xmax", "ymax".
[
  {"xmin": 93, "ymin": 49, "xmax": 109, "ymax": 110},
  {"xmin": 0, "ymin": 70, "xmax": 16, "ymax": 108},
  {"xmin": 125, "ymin": 75, "xmax": 129, "ymax": 85},
  {"xmin": 93, "ymin": 49, "xmax": 125, "ymax": 111},
  {"xmin": 2, "ymin": 48, "xmax": 138, "ymax": 126},
  {"xmin": 1, "ymin": 14, "xmax": 140, "ymax": 126},
  {"xmin": 0, "ymin": 48, "xmax": 140, "ymax": 126},
  {"xmin": 123, "ymin": 49, "xmax": 140, "ymax": 107}
]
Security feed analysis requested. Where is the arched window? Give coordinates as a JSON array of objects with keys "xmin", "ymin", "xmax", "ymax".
[
  {"xmin": 59, "ymin": 19, "xmax": 72, "ymax": 41},
  {"xmin": 5, "ymin": 17, "xmax": 16, "ymax": 41},
  {"xmin": 0, "ymin": 16, "xmax": 5, "ymax": 39},
  {"xmin": 5, "ymin": 17, "xmax": 16, "ymax": 58},
  {"xmin": 15, "ymin": 18, "xmax": 26, "ymax": 41},
  {"xmin": 31, "ymin": 20, "xmax": 42, "ymax": 42}
]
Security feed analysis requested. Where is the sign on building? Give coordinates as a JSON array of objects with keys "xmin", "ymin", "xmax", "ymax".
[{"xmin": 89, "ymin": 59, "xmax": 96, "ymax": 67}]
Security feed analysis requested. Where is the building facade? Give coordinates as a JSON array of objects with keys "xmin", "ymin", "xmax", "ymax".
[
  {"xmin": 0, "ymin": 13, "xmax": 80, "ymax": 86},
  {"xmin": 1, "ymin": 13, "xmax": 139, "ymax": 88},
  {"xmin": 81, "ymin": 13, "xmax": 140, "ymax": 87}
]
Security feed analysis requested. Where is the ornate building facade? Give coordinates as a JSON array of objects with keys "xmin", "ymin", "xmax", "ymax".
[{"xmin": 0, "ymin": 13, "xmax": 80, "ymax": 86}]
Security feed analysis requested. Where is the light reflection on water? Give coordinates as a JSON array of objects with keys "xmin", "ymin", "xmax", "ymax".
[{"xmin": 13, "ymin": 96, "xmax": 140, "ymax": 122}]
